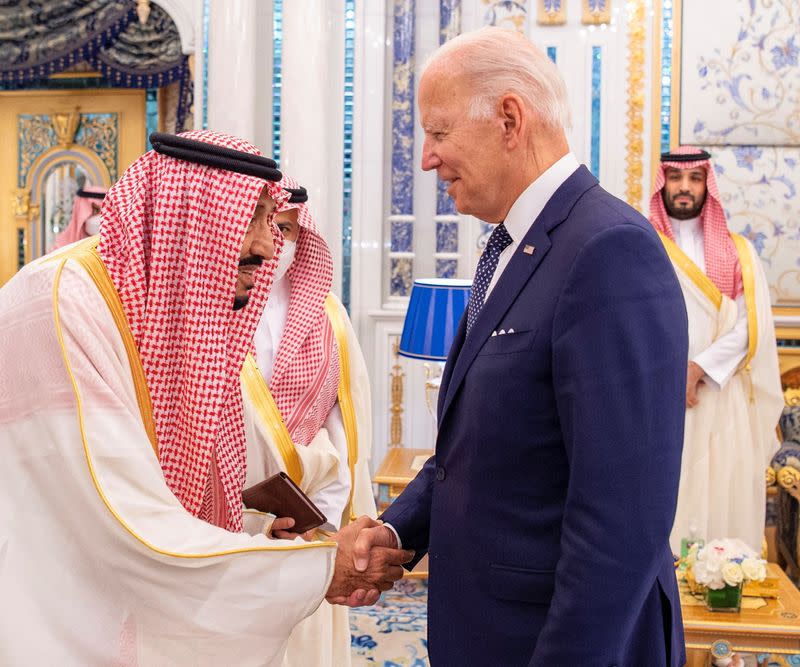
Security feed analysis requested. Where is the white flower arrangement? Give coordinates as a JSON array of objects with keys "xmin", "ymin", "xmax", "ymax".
[{"xmin": 687, "ymin": 538, "xmax": 767, "ymax": 590}]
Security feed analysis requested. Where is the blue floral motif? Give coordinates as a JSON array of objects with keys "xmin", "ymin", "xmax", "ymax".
[
  {"xmin": 772, "ymin": 174, "xmax": 797, "ymax": 200},
  {"xmin": 543, "ymin": 0, "xmax": 561, "ymax": 10},
  {"xmin": 771, "ymin": 36, "xmax": 799, "ymax": 70},
  {"xmin": 436, "ymin": 259, "xmax": 457, "ymax": 278},
  {"xmin": 391, "ymin": 221, "xmax": 413, "ymax": 252},
  {"xmin": 786, "ymin": 157, "xmax": 798, "ymax": 168},
  {"xmin": 436, "ymin": 179, "xmax": 457, "ymax": 215},
  {"xmin": 733, "ymin": 146, "xmax": 763, "ymax": 171},
  {"xmin": 438, "ymin": 0, "xmax": 461, "ymax": 45},
  {"xmin": 436, "ymin": 221, "xmax": 459, "ymax": 253},
  {"xmin": 390, "ymin": 258, "xmax": 413, "ymax": 297},
  {"xmin": 687, "ymin": 2, "xmax": 800, "ymax": 146},
  {"xmin": 742, "ymin": 223, "xmax": 767, "ymax": 255},
  {"xmin": 720, "ymin": 74, "xmax": 753, "ymax": 112},
  {"xmin": 484, "ymin": 0, "xmax": 527, "ymax": 29},
  {"xmin": 352, "ymin": 634, "xmax": 378, "ymax": 650},
  {"xmin": 350, "ymin": 579, "xmax": 429, "ymax": 664}
]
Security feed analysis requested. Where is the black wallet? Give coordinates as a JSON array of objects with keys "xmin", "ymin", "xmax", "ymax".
[{"xmin": 242, "ymin": 472, "xmax": 327, "ymax": 534}]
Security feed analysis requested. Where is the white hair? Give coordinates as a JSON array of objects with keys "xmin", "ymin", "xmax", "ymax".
[{"xmin": 423, "ymin": 26, "xmax": 572, "ymax": 130}]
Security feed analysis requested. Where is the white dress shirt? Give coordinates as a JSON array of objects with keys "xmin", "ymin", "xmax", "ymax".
[
  {"xmin": 668, "ymin": 215, "xmax": 749, "ymax": 389},
  {"xmin": 253, "ymin": 275, "xmax": 351, "ymax": 530},
  {"xmin": 484, "ymin": 152, "xmax": 580, "ymax": 301}
]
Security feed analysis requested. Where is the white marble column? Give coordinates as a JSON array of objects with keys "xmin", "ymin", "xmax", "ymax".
[
  {"xmin": 280, "ymin": 0, "xmax": 345, "ymax": 294},
  {"xmin": 206, "ymin": 0, "xmax": 258, "ymax": 143}
]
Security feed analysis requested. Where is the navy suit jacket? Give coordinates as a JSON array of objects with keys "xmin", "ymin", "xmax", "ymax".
[{"xmin": 382, "ymin": 167, "xmax": 688, "ymax": 666}]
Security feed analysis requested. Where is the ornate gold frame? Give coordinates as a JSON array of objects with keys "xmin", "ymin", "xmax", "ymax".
[
  {"xmin": 624, "ymin": 0, "xmax": 646, "ymax": 210},
  {"xmin": 0, "ymin": 88, "xmax": 146, "ymax": 285},
  {"xmin": 14, "ymin": 144, "xmax": 113, "ymax": 257}
]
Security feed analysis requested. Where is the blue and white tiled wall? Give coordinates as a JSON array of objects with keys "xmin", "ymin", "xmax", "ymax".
[
  {"xmin": 388, "ymin": 0, "xmax": 416, "ymax": 297},
  {"xmin": 676, "ymin": 0, "xmax": 800, "ymax": 306},
  {"xmin": 384, "ymin": 0, "xmax": 627, "ymax": 296}
]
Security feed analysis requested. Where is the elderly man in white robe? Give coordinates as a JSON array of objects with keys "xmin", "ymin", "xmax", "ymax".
[
  {"xmin": 241, "ymin": 177, "xmax": 376, "ymax": 667},
  {"xmin": 0, "ymin": 131, "xmax": 409, "ymax": 666},
  {"xmin": 649, "ymin": 146, "xmax": 783, "ymax": 554}
]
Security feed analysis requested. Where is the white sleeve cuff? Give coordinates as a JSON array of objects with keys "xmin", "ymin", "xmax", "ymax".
[{"xmin": 383, "ymin": 522, "xmax": 402, "ymax": 549}]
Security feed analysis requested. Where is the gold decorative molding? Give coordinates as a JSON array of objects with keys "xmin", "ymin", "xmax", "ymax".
[
  {"xmin": 389, "ymin": 337, "xmax": 405, "ymax": 448},
  {"xmin": 766, "ymin": 465, "xmax": 777, "ymax": 487},
  {"xmin": 778, "ymin": 465, "xmax": 800, "ymax": 495},
  {"xmin": 137, "ymin": 0, "xmax": 151, "ymax": 25},
  {"xmin": 12, "ymin": 189, "xmax": 30, "ymax": 219},
  {"xmin": 537, "ymin": 0, "xmax": 567, "ymax": 26},
  {"xmin": 582, "ymin": 0, "xmax": 611, "ymax": 25},
  {"xmin": 649, "ymin": 0, "xmax": 662, "ymax": 197},
  {"xmin": 51, "ymin": 108, "xmax": 81, "ymax": 147},
  {"xmin": 624, "ymin": 0, "xmax": 646, "ymax": 210}
]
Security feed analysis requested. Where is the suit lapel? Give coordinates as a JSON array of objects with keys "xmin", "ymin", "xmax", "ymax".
[
  {"xmin": 439, "ymin": 166, "xmax": 598, "ymax": 425},
  {"xmin": 436, "ymin": 313, "xmax": 466, "ymax": 420}
]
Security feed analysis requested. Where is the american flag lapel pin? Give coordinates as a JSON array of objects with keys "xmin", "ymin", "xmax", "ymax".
[{"xmin": 523, "ymin": 244, "xmax": 535, "ymax": 255}]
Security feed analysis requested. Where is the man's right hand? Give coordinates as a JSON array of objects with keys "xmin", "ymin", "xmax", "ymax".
[
  {"xmin": 325, "ymin": 516, "xmax": 413, "ymax": 607},
  {"xmin": 686, "ymin": 360, "xmax": 705, "ymax": 408}
]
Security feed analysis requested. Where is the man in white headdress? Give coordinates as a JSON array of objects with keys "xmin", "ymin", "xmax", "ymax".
[
  {"xmin": 0, "ymin": 131, "xmax": 408, "ymax": 666},
  {"xmin": 241, "ymin": 177, "xmax": 376, "ymax": 667}
]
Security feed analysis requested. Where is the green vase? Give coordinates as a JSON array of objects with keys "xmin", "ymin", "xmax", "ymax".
[{"xmin": 705, "ymin": 583, "xmax": 743, "ymax": 612}]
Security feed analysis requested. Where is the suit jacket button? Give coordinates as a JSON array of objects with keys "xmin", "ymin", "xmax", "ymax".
[{"xmin": 436, "ymin": 467, "xmax": 446, "ymax": 481}]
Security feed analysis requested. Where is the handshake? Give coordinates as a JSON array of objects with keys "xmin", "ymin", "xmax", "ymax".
[{"xmin": 271, "ymin": 515, "xmax": 414, "ymax": 607}]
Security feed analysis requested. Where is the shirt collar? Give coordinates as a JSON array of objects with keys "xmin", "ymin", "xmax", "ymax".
[
  {"xmin": 668, "ymin": 215, "xmax": 702, "ymax": 239},
  {"xmin": 503, "ymin": 152, "xmax": 580, "ymax": 243}
]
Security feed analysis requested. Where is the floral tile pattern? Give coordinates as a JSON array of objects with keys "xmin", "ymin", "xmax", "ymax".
[
  {"xmin": 351, "ymin": 579, "xmax": 429, "ymax": 666},
  {"xmin": 681, "ymin": 0, "xmax": 800, "ymax": 146},
  {"xmin": 711, "ymin": 146, "xmax": 800, "ymax": 305}
]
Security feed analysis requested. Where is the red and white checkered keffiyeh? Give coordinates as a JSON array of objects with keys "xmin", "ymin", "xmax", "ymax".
[
  {"xmin": 268, "ymin": 175, "xmax": 340, "ymax": 447},
  {"xmin": 649, "ymin": 145, "xmax": 742, "ymax": 299},
  {"xmin": 98, "ymin": 130, "xmax": 289, "ymax": 532}
]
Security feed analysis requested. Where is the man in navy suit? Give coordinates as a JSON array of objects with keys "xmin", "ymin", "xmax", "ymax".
[{"xmin": 346, "ymin": 27, "xmax": 688, "ymax": 665}]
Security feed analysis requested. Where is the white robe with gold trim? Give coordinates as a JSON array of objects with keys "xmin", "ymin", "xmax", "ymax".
[
  {"xmin": 665, "ymin": 235, "xmax": 783, "ymax": 553},
  {"xmin": 0, "ymin": 250, "xmax": 337, "ymax": 666},
  {"xmin": 242, "ymin": 293, "xmax": 376, "ymax": 667}
]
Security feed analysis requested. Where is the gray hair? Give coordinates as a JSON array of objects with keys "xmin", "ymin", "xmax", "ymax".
[{"xmin": 424, "ymin": 26, "xmax": 572, "ymax": 130}]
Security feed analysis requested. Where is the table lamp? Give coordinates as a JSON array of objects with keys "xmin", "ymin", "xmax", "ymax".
[{"xmin": 397, "ymin": 278, "xmax": 471, "ymax": 421}]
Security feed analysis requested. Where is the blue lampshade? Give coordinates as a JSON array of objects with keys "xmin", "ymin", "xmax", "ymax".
[{"xmin": 398, "ymin": 279, "xmax": 471, "ymax": 361}]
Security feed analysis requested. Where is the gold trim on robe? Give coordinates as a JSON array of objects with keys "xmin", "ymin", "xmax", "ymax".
[
  {"xmin": 241, "ymin": 353, "xmax": 304, "ymax": 485},
  {"xmin": 241, "ymin": 294, "xmax": 360, "ymax": 523},
  {"xmin": 50, "ymin": 237, "xmax": 158, "ymax": 457},
  {"xmin": 657, "ymin": 231, "xmax": 723, "ymax": 310},
  {"xmin": 731, "ymin": 233, "xmax": 758, "ymax": 368},
  {"xmin": 51, "ymin": 255, "xmax": 335, "ymax": 556},
  {"xmin": 324, "ymin": 293, "xmax": 359, "ymax": 523}
]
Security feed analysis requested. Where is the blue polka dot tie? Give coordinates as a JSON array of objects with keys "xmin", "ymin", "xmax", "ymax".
[{"xmin": 466, "ymin": 222, "xmax": 513, "ymax": 334}]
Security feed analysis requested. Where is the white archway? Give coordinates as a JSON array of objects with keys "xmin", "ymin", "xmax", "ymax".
[{"xmin": 153, "ymin": 0, "xmax": 199, "ymax": 55}]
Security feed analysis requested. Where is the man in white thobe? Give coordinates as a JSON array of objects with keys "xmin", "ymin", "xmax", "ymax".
[
  {"xmin": 241, "ymin": 179, "xmax": 376, "ymax": 667},
  {"xmin": 0, "ymin": 131, "xmax": 408, "ymax": 666},
  {"xmin": 649, "ymin": 146, "xmax": 783, "ymax": 553}
]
